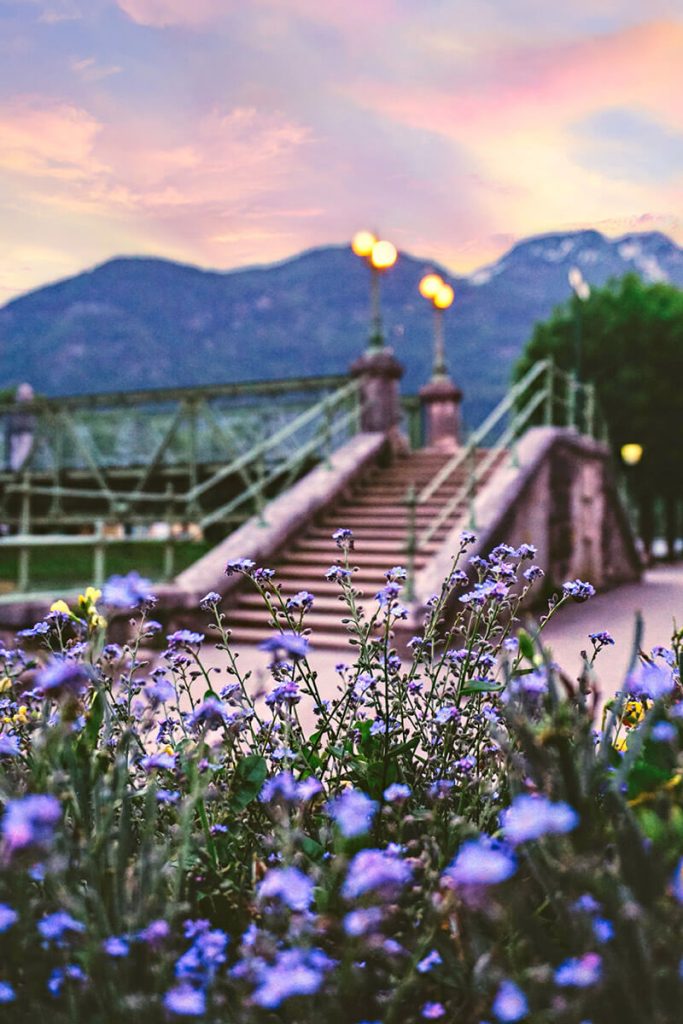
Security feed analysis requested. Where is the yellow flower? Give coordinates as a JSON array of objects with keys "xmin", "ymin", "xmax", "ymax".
[
  {"xmin": 80, "ymin": 587, "xmax": 102, "ymax": 606},
  {"xmin": 0, "ymin": 677, "xmax": 12, "ymax": 695},
  {"xmin": 88, "ymin": 612, "xmax": 107, "ymax": 630},
  {"xmin": 50, "ymin": 599, "xmax": 71, "ymax": 615},
  {"xmin": 623, "ymin": 700, "xmax": 645, "ymax": 728},
  {"xmin": 12, "ymin": 706, "xmax": 29, "ymax": 725},
  {"xmin": 614, "ymin": 734, "xmax": 628, "ymax": 753}
]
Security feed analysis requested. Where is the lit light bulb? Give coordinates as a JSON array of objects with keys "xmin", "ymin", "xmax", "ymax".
[
  {"xmin": 433, "ymin": 283, "xmax": 454, "ymax": 309},
  {"xmin": 419, "ymin": 273, "xmax": 443, "ymax": 299},
  {"xmin": 621, "ymin": 443, "xmax": 643, "ymax": 466},
  {"xmin": 351, "ymin": 230, "xmax": 377, "ymax": 257},
  {"xmin": 370, "ymin": 240, "xmax": 398, "ymax": 270}
]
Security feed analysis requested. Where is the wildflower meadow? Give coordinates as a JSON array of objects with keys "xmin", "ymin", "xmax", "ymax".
[{"xmin": 0, "ymin": 530, "xmax": 682, "ymax": 1023}]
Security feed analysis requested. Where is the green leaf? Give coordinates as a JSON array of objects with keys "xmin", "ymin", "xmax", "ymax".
[
  {"xmin": 517, "ymin": 629, "xmax": 535, "ymax": 662},
  {"xmin": 231, "ymin": 755, "xmax": 267, "ymax": 810},
  {"xmin": 461, "ymin": 681, "xmax": 505, "ymax": 696}
]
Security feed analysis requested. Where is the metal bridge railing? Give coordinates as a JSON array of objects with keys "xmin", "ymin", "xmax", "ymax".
[
  {"xmin": 403, "ymin": 359, "xmax": 601, "ymax": 598},
  {"xmin": 0, "ymin": 374, "xmax": 360, "ymax": 530}
]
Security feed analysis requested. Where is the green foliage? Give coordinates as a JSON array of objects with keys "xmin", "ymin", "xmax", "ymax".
[{"xmin": 515, "ymin": 272, "xmax": 683, "ymax": 503}]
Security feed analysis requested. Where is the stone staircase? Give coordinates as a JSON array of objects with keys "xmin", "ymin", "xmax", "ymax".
[{"xmin": 224, "ymin": 447, "xmax": 492, "ymax": 649}]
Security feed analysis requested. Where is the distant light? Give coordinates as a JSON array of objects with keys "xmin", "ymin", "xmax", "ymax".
[
  {"xmin": 568, "ymin": 266, "xmax": 584, "ymax": 290},
  {"xmin": 621, "ymin": 443, "xmax": 643, "ymax": 466},
  {"xmin": 419, "ymin": 273, "xmax": 443, "ymax": 299},
  {"xmin": 434, "ymin": 283, "xmax": 454, "ymax": 309},
  {"xmin": 352, "ymin": 230, "xmax": 377, "ymax": 257},
  {"xmin": 569, "ymin": 265, "xmax": 590, "ymax": 301},
  {"xmin": 371, "ymin": 240, "xmax": 398, "ymax": 270}
]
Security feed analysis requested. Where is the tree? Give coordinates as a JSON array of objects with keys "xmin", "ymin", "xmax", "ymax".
[{"xmin": 514, "ymin": 273, "xmax": 683, "ymax": 559}]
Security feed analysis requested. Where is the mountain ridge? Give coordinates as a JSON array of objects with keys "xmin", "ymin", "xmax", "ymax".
[{"xmin": 2, "ymin": 229, "xmax": 681, "ymax": 426}]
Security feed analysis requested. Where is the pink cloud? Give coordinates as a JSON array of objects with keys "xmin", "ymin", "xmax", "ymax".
[{"xmin": 0, "ymin": 97, "xmax": 105, "ymax": 180}]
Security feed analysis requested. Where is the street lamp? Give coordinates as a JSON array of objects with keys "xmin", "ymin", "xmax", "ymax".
[
  {"xmin": 418, "ymin": 272, "xmax": 454, "ymax": 380},
  {"xmin": 568, "ymin": 266, "xmax": 591, "ymax": 430},
  {"xmin": 621, "ymin": 442, "xmax": 643, "ymax": 467},
  {"xmin": 352, "ymin": 230, "xmax": 398, "ymax": 353}
]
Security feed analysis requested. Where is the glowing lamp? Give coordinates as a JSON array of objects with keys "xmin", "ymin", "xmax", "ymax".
[
  {"xmin": 434, "ymin": 283, "xmax": 454, "ymax": 309},
  {"xmin": 419, "ymin": 273, "xmax": 443, "ymax": 299},
  {"xmin": 621, "ymin": 443, "xmax": 643, "ymax": 467},
  {"xmin": 351, "ymin": 230, "xmax": 377, "ymax": 257},
  {"xmin": 370, "ymin": 240, "xmax": 397, "ymax": 270}
]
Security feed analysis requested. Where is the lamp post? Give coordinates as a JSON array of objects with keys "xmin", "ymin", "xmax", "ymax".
[
  {"xmin": 417, "ymin": 272, "xmax": 461, "ymax": 448},
  {"xmin": 419, "ymin": 272, "xmax": 454, "ymax": 380},
  {"xmin": 568, "ymin": 266, "xmax": 591, "ymax": 431},
  {"xmin": 620, "ymin": 442, "xmax": 649, "ymax": 558},
  {"xmin": 352, "ymin": 231, "xmax": 398, "ymax": 353}
]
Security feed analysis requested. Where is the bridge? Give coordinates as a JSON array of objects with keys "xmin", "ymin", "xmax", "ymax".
[{"xmin": 0, "ymin": 344, "xmax": 641, "ymax": 644}]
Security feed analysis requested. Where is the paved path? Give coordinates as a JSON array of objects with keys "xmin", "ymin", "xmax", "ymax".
[
  {"xmin": 199, "ymin": 565, "xmax": 683, "ymax": 716},
  {"xmin": 542, "ymin": 563, "xmax": 683, "ymax": 699}
]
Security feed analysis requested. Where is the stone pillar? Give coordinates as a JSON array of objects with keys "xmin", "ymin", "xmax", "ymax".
[
  {"xmin": 419, "ymin": 376, "xmax": 462, "ymax": 450},
  {"xmin": 349, "ymin": 348, "xmax": 404, "ymax": 433}
]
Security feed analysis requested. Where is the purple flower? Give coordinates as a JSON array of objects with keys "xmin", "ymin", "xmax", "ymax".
[
  {"xmin": 17, "ymin": 621, "xmax": 51, "ymax": 640},
  {"xmin": 0, "ymin": 905, "xmax": 18, "ymax": 933},
  {"xmin": 261, "ymin": 771, "xmax": 322, "ymax": 805},
  {"xmin": 265, "ymin": 681, "xmax": 302, "ymax": 707},
  {"xmin": 138, "ymin": 919, "xmax": 170, "ymax": 946},
  {"xmin": 417, "ymin": 950, "xmax": 443, "ymax": 974},
  {"xmin": 0, "ymin": 982, "xmax": 15, "ymax": 1004},
  {"xmin": 514, "ymin": 543, "xmax": 537, "ymax": 560},
  {"xmin": 225, "ymin": 558, "xmax": 255, "ymax": 576},
  {"xmin": 554, "ymin": 952, "xmax": 602, "ymax": 987},
  {"xmin": 332, "ymin": 528, "xmax": 354, "ymax": 550},
  {"xmin": 102, "ymin": 571, "xmax": 153, "ymax": 608},
  {"xmin": 375, "ymin": 582, "xmax": 402, "ymax": 606},
  {"xmin": 157, "ymin": 789, "xmax": 180, "ymax": 804},
  {"xmin": 444, "ymin": 839, "xmax": 516, "ymax": 887},
  {"xmin": 562, "ymin": 579, "xmax": 595, "ymax": 602},
  {"xmin": 325, "ymin": 564, "xmax": 352, "ymax": 583},
  {"xmin": 523, "ymin": 565, "xmax": 544, "ymax": 582},
  {"xmin": 500, "ymin": 795, "xmax": 579, "ymax": 845},
  {"xmin": 141, "ymin": 751, "xmax": 176, "ymax": 772},
  {"xmin": 593, "ymin": 917, "xmax": 614, "ymax": 943},
  {"xmin": 251, "ymin": 948, "xmax": 333, "ymax": 1008},
  {"xmin": 342, "ymin": 849, "xmax": 412, "ymax": 899},
  {"xmin": 188, "ymin": 697, "xmax": 229, "ymax": 729},
  {"xmin": 166, "ymin": 629, "xmax": 204, "ymax": 648},
  {"xmin": 343, "ymin": 907, "xmax": 383, "ymax": 936},
  {"xmin": 47, "ymin": 964, "xmax": 86, "ymax": 997},
  {"xmin": 38, "ymin": 911, "xmax": 85, "ymax": 944},
  {"xmin": 164, "ymin": 983, "xmax": 206, "ymax": 1016},
  {"xmin": 422, "ymin": 1003, "xmax": 445, "ymax": 1019},
  {"xmin": 383, "ymin": 783, "xmax": 411, "ymax": 802},
  {"xmin": 144, "ymin": 677, "xmax": 175, "ymax": 704},
  {"xmin": 589, "ymin": 630, "xmax": 614, "ymax": 646},
  {"xmin": 672, "ymin": 858, "xmax": 683, "ymax": 903},
  {"xmin": 175, "ymin": 928, "xmax": 228, "ymax": 981},
  {"xmin": 651, "ymin": 722, "xmax": 677, "ymax": 743},
  {"xmin": 328, "ymin": 790, "xmax": 377, "ymax": 837},
  {"xmin": 103, "ymin": 936, "xmax": 129, "ymax": 957},
  {"xmin": 259, "ymin": 632, "xmax": 310, "ymax": 661},
  {"xmin": 286, "ymin": 590, "xmax": 315, "ymax": 611},
  {"xmin": 257, "ymin": 867, "xmax": 314, "ymax": 912},
  {"xmin": 460, "ymin": 530, "xmax": 476, "ymax": 546},
  {"xmin": 2, "ymin": 793, "xmax": 60, "ymax": 853},
  {"xmin": 199, "ymin": 591, "xmax": 221, "ymax": 610},
  {"xmin": 492, "ymin": 980, "xmax": 528, "ymax": 1022},
  {"xmin": 0, "ymin": 734, "xmax": 20, "ymax": 757},
  {"xmin": 627, "ymin": 663, "xmax": 676, "ymax": 700},
  {"xmin": 36, "ymin": 659, "xmax": 91, "ymax": 699}
]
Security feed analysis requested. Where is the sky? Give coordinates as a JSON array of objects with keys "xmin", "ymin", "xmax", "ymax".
[{"xmin": 0, "ymin": 0, "xmax": 682, "ymax": 304}]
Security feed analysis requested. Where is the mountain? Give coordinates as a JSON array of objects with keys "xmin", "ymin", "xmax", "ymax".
[{"xmin": 1, "ymin": 229, "xmax": 682, "ymax": 427}]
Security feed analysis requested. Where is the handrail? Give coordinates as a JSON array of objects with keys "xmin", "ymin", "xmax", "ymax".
[
  {"xmin": 405, "ymin": 359, "xmax": 600, "ymax": 594},
  {"xmin": 0, "ymin": 373, "xmax": 350, "ymax": 415},
  {"xmin": 418, "ymin": 359, "xmax": 550, "ymax": 504}
]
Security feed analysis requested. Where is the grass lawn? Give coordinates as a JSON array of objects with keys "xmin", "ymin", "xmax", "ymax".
[{"xmin": 0, "ymin": 540, "xmax": 211, "ymax": 594}]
